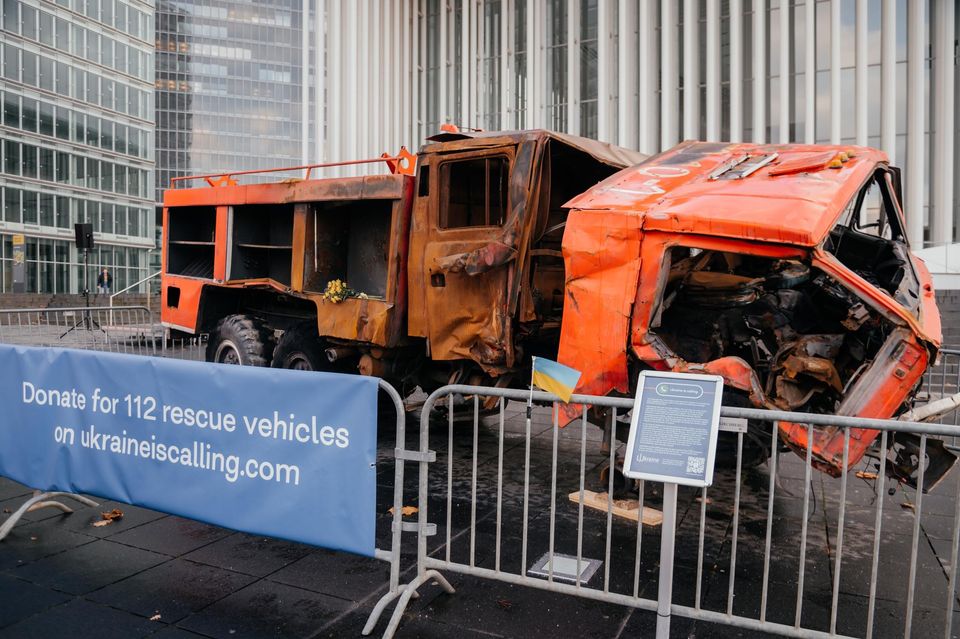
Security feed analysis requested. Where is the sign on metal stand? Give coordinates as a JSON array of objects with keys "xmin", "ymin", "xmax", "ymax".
[{"xmin": 622, "ymin": 371, "xmax": 724, "ymax": 639}]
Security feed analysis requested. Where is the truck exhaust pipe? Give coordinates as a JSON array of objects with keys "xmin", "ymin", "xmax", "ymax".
[{"xmin": 325, "ymin": 347, "xmax": 357, "ymax": 363}]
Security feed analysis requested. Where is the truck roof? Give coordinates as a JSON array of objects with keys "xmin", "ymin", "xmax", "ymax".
[
  {"xmin": 564, "ymin": 141, "xmax": 889, "ymax": 247},
  {"xmin": 422, "ymin": 128, "xmax": 648, "ymax": 169}
]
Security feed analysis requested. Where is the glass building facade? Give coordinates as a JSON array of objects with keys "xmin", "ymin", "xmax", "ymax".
[
  {"xmin": 154, "ymin": 0, "xmax": 309, "ymax": 201},
  {"xmin": 0, "ymin": 0, "xmax": 155, "ymax": 294}
]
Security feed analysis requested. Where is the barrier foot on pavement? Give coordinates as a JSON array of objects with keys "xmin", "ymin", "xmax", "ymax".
[
  {"xmin": 0, "ymin": 490, "xmax": 100, "ymax": 541},
  {"xmin": 376, "ymin": 570, "xmax": 455, "ymax": 639}
]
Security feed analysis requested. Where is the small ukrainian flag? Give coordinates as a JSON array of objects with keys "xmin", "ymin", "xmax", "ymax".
[{"xmin": 531, "ymin": 356, "xmax": 582, "ymax": 403}]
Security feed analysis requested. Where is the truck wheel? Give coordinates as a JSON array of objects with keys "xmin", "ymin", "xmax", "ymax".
[
  {"xmin": 271, "ymin": 322, "xmax": 326, "ymax": 371},
  {"xmin": 206, "ymin": 315, "xmax": 275, "ymax": 366}
]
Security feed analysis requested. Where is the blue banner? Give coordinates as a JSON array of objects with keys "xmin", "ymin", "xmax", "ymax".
[{"xmin": 0, "ymin": 344, "xmax": 379, "ymax": 557}]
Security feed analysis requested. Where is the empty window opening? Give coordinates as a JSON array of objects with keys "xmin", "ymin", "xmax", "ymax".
[
  {"xmin": 166, "ymin": 206, "xmax": 215, "ymax": 279},
  {"xmin": 229, "ymin": 204, "xmax": 294, "ymax": 285},
  {"xmin": 440, "ymin": 156, "xmax": 508, "ymax": 228},
  {"xmin": 303, "ymin": 199, "xmax": 394, "ymax": 299},
  {"xmin": 826, "ymin": 169, "xmax": 919, "ymax": 312}
]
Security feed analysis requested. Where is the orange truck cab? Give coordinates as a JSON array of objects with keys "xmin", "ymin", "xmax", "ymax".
[{"xmin": 160, "ymin": 133, "xmax": 948, "ymax": 489}]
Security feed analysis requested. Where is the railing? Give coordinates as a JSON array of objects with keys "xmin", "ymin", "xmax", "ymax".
[
  {"xmin": 109, "ymin": 270, "xmax": 161, "ymax": 318},
  {"xmin": 0, "ymin": 306, "xmax": 160, "ymax": 356},
  {"xmin": 169, "ymin": 147, "xmax": 417, "ymax": 187}
]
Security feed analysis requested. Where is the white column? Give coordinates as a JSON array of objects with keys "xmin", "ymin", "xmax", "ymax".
[
  {"xmin": 752, "ymin": 0, "xmax": 766, "ymax": 144},
  {"xmin": 439, "ymin": 0, "xmax": 448, "ymax": 124},
  {"xmin": 932, "ymin": 0, "xmax": 955, "ymax": 245},
  {"xmin": 660, "ymin": 0, "xmax": 678, "ymax": 149},
  {"xmin": 328, "ymin": 0, "xmax": 341, "ymax": 171},
  {"xmin": 415, "ymin": 0, "xmax": 423, "ymax": 144},
  {"xmin": 314, "ymin": 0, "xmax": 325, "ymax": 162},
  {"xmin": 301, "ymin": 0, "xmax": 309, "ymax": 165},
  {"xmin": 501, "ymin": 0, "xmax": 512, "ymax": 129},
  {"xmin": 470, "ymin": 0, "xmax": 479, "ymax": 127},
  {"xmin": 618, "ymin": 0, "xmax": 638, "ymax": 149},
  {"xmin": 804, "ymin": 0, "xmax": 815, "ymax": 144},
  {"xmin": 345, "ymin": 0, "xmax": 358, "ymax": 172},
  {"xmin": 778, "ymin": 0, "xmax": 789, "ymax": 143},
  {"xmin": 401, "ymin": 0, "xmax": 411, "ymax": 147},
  {"xmin": 461, "ymin": 0, "xmax": 471, "ymax": 127},
  {"xmin": 855, "ymin": 0, "xmax": 867, "ymax": 147},
  {"xmin": 391, "ymin": 1, "xmax": 401, "ymax": 150},
  {"xmin": 370, "ymin": 0, "xmax": 380, "ymax": 154},
  {"xmin": 566, "ymin": 0, "xmax": 580, "ymax": 135},
  {"xmin": 637, "ymin": 0, "xmax": 655, "ymax": 153},
  {"xmin": 829, "ymin": 0, "xmax": 840, "ymax": 144},
  {"xmin": 705, "ymin": 0, "xmax": 720, "ymax": 141},
  {"xmin": 525, "ymin": 0, "xmax": 535, "ymax": 128},
  {"xmin": 880, "ymin": 0, "xmax": 895, "ymax": 159},
  {"xmin": 729, "ymin": 0, "xmax": 743, "ymax": 142},
  {"xmin": 354, "ymin": 0, "xmax": 366, "ymax": 165},
  {"xmin": 597, "ymin": 0, "xmax": 612, "ymax": 141},
  {"xmin": 682, "ymin": 0, "xmax": 699, "ymax": 140},
  {"xmin": 533, "ymin": 0, "xmax": 544, "ymax": 127},
  {"xmin": 905, "ymin": 0, "xmax": 926, "ymax": 246}
]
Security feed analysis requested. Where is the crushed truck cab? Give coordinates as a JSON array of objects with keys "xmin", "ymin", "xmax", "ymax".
[{"xmin": 559, "ymin": 141, "xmax": 947, "ymax": 487}]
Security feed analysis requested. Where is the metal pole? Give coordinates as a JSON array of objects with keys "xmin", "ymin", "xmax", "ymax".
[{"xmin": 656, "ymin": 482, "xmax": 678, "ymax": 639}]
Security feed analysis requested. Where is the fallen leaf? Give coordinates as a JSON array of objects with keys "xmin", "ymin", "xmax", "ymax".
[
  {"xmin": 91, "ymin": 520, "xmax": 112, "ymax": 528},
  {"xmin": 101, "ymin": 508, "xmax": 124, "ymax": 521},
  {"xmin": 695, "ymin": 496, "xmax": 713, "ymax": 505},
  {"xmin": 29, "ymin": 536, "xmax": 37, "ymax": 541},
  {"xmin": 901, "ymin": 502, "xmax": 915, "ymax": 511},
  {"xmin": 496, "ymin": 598, "xmax": 512, "ymax": 610},
  {"xmin": 388, "ymin": 506, "xmax": 418, "ymax": 517},
  {"xmin": 856, "ymin": 471, "xmax": 878, "ymax": 480},
  {"xmin": 149, "ymin": 614, "xmax": 162, "ymax": 622},
  {"xmin": 2, "ymin": 508, "xmax": 10, "ymax": 514}
]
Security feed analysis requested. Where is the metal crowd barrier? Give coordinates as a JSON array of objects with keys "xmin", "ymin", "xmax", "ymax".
[
  {"xmin": 924, "ymin": 348, "xmax": 960, "ymax": 428},
  {"xmin": 374, "ymin": 384, "xmax": 960, "ymax": 639},
  {"xmin": 0, "ymin": 306, "xmax": 161, "ymax": 356}
]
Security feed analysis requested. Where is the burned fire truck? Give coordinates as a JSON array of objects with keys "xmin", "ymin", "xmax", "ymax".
[{"xmin": 160, "ymin": 130, "xmax": 952, "ymax": 488}]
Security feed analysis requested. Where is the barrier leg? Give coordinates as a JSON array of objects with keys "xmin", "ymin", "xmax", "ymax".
[
  {"xmin": 656, "ymin": 483, "xmax": 678, "ymax": 639},
  {"xmin": 381, "ymin": 570, "xmax": 455, "ymax": 639},
  {"xmin": 0, "ymin": 491, "xmax": 99, "ymax": 541},
  {"xmin": 361, "ymin": 582, "xmax": 423, "ymax": 636}
]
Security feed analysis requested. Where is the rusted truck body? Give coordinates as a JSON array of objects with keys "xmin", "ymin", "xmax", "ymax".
[{"xmin": 161, "ymin": 131, "xmax": 949, "ymax": 488}]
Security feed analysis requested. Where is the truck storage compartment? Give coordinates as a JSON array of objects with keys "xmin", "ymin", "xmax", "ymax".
[
  {"xmin": 304, "ymin": 200, "xmax": 393, "ymax": 299},
  {"xmin": 166, "ymin": 206, "xmax": 216, "ymax": 278},
  {"xmin": 229, "ymin": 204, "xmax": 294, "ymax": 284}
]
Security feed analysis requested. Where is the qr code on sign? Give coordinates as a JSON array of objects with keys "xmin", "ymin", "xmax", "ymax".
[{"xmin": 686, "ymin": 456, "xmax": 705, "ymax": 474}]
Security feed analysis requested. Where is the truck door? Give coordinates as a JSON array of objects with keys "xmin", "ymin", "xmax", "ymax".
[{"xmin": 422, "ymin": 147, "xmax": 516, "ymax": 370}]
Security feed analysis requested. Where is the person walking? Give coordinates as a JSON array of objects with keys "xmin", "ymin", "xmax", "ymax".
[{"xmin": 96, "ymin": 268, "xmax": 112, "ymax": 296}]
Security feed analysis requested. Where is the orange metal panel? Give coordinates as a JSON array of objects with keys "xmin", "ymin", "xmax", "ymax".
[
  {"xmin": 556, "ymin": 209, "xmax": 644, "ymax": 399},
  {"xmin": 214, "ymin": 206, "xmax": 228, "ymax": 281},
  {"xmin": 160, "ymin": 276, "xmax": 205, "ymax": 332}
]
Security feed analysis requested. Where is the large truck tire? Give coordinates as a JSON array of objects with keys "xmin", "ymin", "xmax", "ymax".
[
  {"xmin": 271, "ymin": 322, "xmax": 326, "ymax": 371},
  {"xmin": 206, "ymin": 314, "xmax": 275, "ymax": 366}
]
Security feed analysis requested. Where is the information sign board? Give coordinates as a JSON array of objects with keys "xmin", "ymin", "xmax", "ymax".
[{"xmin": 622, "ymin": 371, "xmax": 723, "ymax": 487}]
